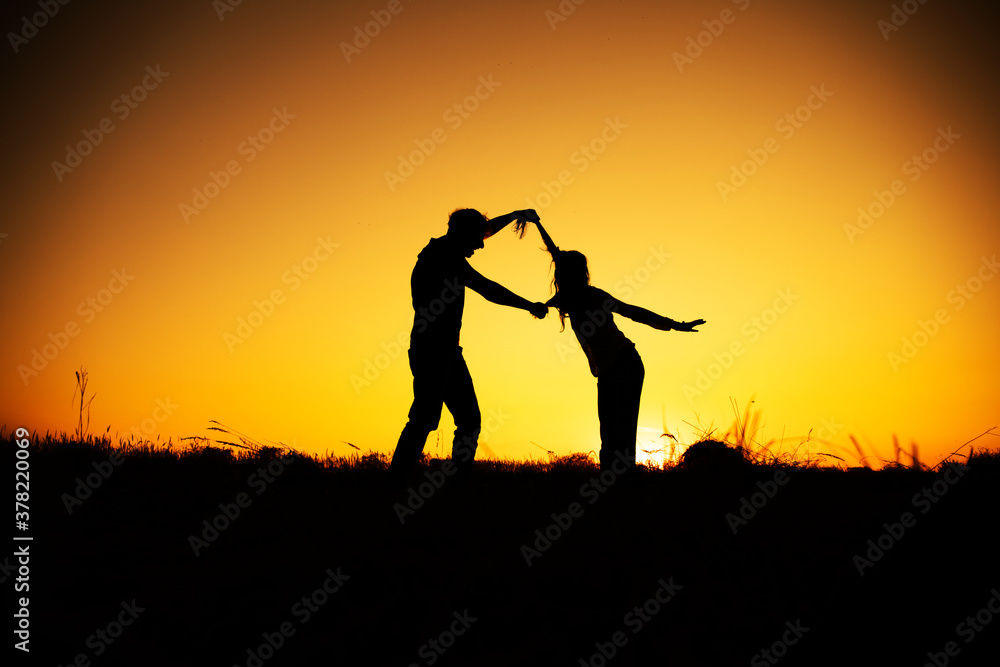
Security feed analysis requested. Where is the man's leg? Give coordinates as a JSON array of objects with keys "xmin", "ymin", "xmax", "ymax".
[
  {"xmin": 390, "ymin": 348, "xmax": 450, "ymax": 482},
  {"xmin": 442, "ymin": 347, "xmax": 481, "ymax": 476}
]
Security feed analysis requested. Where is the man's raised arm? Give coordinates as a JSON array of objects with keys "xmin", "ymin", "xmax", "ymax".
[{"xmin": 484, "ymin": 209, "xmax": 540, "ymax": 239}]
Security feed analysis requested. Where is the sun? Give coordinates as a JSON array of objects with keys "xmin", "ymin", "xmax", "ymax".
[{"xmin": 636, "ymin": 426, "xmax": 690, "ymax": 468}]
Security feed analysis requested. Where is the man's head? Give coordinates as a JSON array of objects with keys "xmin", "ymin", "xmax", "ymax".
[{"xmin": 446, "ymin": 208, "xmax": 488, "ymax": 257}]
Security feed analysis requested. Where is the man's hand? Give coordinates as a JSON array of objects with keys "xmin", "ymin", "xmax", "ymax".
[
  {"xmin": 528, "ymin": 302, "xmax": 548, "ymax": 319},
  {"xmin": 673, "ymin": 319, "xmax": 706, "ymax": 332},
  {"xmin": 513, "ymin": 209, "xmax": 540, "ymax": 223}
]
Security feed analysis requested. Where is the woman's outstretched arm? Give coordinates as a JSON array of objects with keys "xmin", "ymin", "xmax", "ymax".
[{"xmin": 598, "ymin": 289, "xmax": 705, "ymax": 331}]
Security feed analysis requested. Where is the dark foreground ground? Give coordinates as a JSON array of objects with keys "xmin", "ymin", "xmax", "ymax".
[{"xmin": 9, "ymin": 435, "xmax": 1000, "ymax": 666}]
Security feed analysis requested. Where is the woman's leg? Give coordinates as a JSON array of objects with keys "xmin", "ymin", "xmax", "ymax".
[
  {"xmin": 619, "ymin": 348, "xmax": 645, "ymax": 468},
  {"xmin": 597, "ymin": 347, "xmax": 644, "ymax": 470}
]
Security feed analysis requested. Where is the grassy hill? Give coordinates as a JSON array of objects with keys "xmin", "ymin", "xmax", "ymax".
[{"xmin": 9, "ymin": 430, "xmax": 1000, "ymax": 666}]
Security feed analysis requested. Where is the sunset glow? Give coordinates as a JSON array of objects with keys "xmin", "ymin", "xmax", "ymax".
[{"xmin": 2, "ymin": 0, "xmax": 998, "ymax": 468}]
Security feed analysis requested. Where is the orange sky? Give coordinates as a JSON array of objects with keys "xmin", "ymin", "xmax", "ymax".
[{"xmin": 2, "ymin": 0, "xmax": 998, "ymax": 467}]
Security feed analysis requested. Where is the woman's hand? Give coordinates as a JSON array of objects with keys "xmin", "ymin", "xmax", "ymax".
[
  {"xmin": 528, "ymin": 302, "xmax": 549, "ymax": 319},
  {"xmin": 673, "ymin": 319, "xmax": 706, "ymax": 332},
  {"xmin": 514, "ymin": 209, "xmax": 540, "ymax": 223}
]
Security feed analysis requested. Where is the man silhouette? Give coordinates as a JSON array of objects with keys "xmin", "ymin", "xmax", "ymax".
[{"xmin": 390, "ymin": 208, "xmax": 547, "ymax": 482}]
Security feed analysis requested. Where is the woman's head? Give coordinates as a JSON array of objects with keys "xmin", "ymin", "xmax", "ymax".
[
  {"xmin": 552, "ymin": 250, "xmax": 590, "ymax": 329},
  {"xmin": 553, "ymin": 250, "xmax": 589, "ymax": 292}
]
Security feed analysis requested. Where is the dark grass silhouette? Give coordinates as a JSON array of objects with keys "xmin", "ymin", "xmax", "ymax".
[{"xmin": 9, "ymin": 425, "xmax": 1000, "ymax": 666}]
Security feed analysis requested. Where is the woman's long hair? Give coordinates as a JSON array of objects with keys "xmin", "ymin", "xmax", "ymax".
[{"xmin": 550, "ymin": 250, "xmax": 590, "ymax": 331}]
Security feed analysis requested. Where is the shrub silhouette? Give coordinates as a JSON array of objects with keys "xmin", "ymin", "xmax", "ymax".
[{"xmin": 677, "ymin": 439, "xmax": 749, "ymax": 469}]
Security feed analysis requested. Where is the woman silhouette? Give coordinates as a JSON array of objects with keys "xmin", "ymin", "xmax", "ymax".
[{"xmin": 524, "ymin": 219, "xmax": 705, "ymax": 471}]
